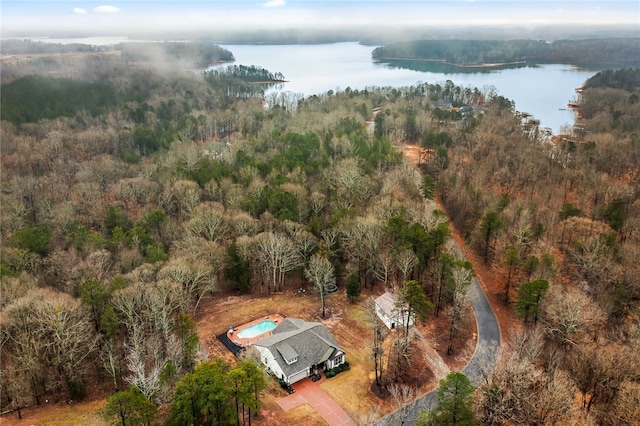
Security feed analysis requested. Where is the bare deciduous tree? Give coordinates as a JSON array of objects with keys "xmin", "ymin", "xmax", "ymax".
[
  {"xmin": 569, "ymin": 342, "xmax": 631, "ymax": 415},
  {"xmin": 100, "ymin": 340, "xmax": 123, "ymax": 392},
  {"xmin": 387, "ymin": 383, "xmax": 416, "ymax": 425},
  {"xmin": 607, "ymin": 381, "xmax": 640, "ymax": 426},
  {"xmin": 304, "ymin": 253, "xmax": 335, "ymax": 318},
  {"xmin": 395, "ymin": 249, "xmax": 418, "ymax": 286},
  {"xmin": 329, "ymin": 158, "xmax": 367, "ymax": 211},
  {"xmin": 0, "ymin": 289, "xmax": 98, "ymax": 403},
  {"xmin": 542, "ymin": 285, "xmax": 606, "ymax": 348},
  {"xmin": 124, "ymin": 330, "xmax": 165, "ymax": 401},
  {"xmin": 340, "ymin": 216, "xmax": 383, "ymax": 290},
  {"xmin": 253, "ymin": 231, "xmax": 300, "ymax": 293},
  {"xmin": 477, "ymin": 335, "xmax": 576, "ymax": 426},
  {"xmin": 159, "ymin": 256, "xmax": 216, "ymax": 313},
  {"xmin": 0, "ymin": 272, "xmax": 37, "ymax": 308},
  {"xmin": 446, "ymin": 263, "xmax": 473, "ymax": 355},
  {"xmin": 365, "ymin": 298, "xmax": 388, "ymax": 389},
  {"xmin": 161, "ymin": 180, "xmax": 201, "ymax": 217},
  {"xmin": 284, "ymin": 220, "xmax": 318, "ymax": 269},
  {"xmin": 183, "ymin": 202, "xmax": 228, "ymax": 242},
  {"xmin": 375, "ymin": 247, "xmax": 394, "ymax": 289},
  {"xmin": 309, "ymin": 191, "xmax": 326, "ymax": 216},
  {"xmin": 229, "ymin": 211, "xmax": 260, "ymax": 238}
]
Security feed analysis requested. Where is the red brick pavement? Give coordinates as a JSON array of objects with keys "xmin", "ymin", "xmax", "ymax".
[{"xmin": 277, "ymin": 375, "xmax": 356, "ymax": 426}]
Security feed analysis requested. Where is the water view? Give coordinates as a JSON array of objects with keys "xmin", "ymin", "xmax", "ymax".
[{"xmin": 211, "ymin": 42, "xmax": 600, "ymax": 134}]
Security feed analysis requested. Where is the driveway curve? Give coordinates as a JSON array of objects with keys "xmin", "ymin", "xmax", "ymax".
[
  {"xmin": 375, "ymin": 275, "xmax": 500, "ymax": 425},
  {"xmin": 373, "ymin": 152, "xmax": 501, "ymax": 425}
]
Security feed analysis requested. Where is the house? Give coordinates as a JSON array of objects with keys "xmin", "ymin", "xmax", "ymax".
[
  {"xmin": 252, "ymin": 318, "xmax": 346, "ymax": 384},
  {"xmin": 374, "ymin": 291, "xmax": 414, "ymax": 330}
]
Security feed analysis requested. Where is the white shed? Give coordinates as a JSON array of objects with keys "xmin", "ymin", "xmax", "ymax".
[{"xmin": 375, "ymin": 291, "xmax": 414, "ymax": 330}]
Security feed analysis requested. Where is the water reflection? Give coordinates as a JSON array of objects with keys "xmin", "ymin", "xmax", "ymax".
[{"xmin": 376, "ymin": 59, "xmax": 529, "ymax": 74}]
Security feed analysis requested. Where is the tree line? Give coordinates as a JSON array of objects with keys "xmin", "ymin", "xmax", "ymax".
[
  {"xmin": 0, "ymin": 40, "xmax": 235, "ymax": 85},
  {"xmin": 118, "ymin": 42, "xmax": 234, "ymax": 69},
  {"xmin": 204, "ymin": 65, "xmax": 285, "ymax": 83},
  {"xmin": 372, "ymin": 38, "xmax": 640, "ymax": 66},
  {"xmin": 1, "ymin": 76, "xmax": 128, "ymax": 124},
  {"xmin": 0, "ymin": 39, "xmax": 103, "ymax": 55},
  {"xmin": 584, "ymin": 67, "xmax": 640, "ymax": 91}
]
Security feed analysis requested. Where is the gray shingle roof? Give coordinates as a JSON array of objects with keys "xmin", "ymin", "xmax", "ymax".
[
  {"xmin": 254, "ymin": 318, "xmax": 344, "ymax": 377},
  {"xmin": 276, "ymin": 342, "xmax": 298, "ymax": 364}
]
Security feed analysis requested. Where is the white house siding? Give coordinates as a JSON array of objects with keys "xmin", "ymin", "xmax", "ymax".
[
  {"xmin": 328, "ymin": 353, "xmax": 345, "ymax": 369},
  {"xmin": 253, "ymin": 318, "xmax": 347, "ymax": 385},
  {"xmin": 375, "ymin": 292, "xmax": 414, "ymax": 330},
  {"xmin": 375, "ymin": 304, "xmax": 395, "ymax": 329},
  {"xmin": 256, "ymin": 347, "xmax": 285, "ymax": 380}
]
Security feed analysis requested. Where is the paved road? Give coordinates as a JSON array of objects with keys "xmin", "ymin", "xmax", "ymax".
[
  {"xmin": 369, "ymin": 133, "xmax": 501, "ymax": 425},
  {"xmin": 374, "ymin": 276, "xmax": 500, "ymax": 426}
]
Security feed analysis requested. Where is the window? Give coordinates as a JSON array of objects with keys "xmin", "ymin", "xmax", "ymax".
[{"xmin": 286, "ymin": 357, "xmax": 298, "ymax": 365}]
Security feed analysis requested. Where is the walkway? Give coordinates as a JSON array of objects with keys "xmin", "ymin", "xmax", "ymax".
[{"xmin": 278, "ymin": 375, "xmax": 356, "ymax": 426}]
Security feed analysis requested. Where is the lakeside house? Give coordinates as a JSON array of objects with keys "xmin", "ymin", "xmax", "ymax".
[
  {"xmin": 375, "ymin": 291, "xmax": 414, "ymax": 330},
  {"xmin": 252, "ymin": 318, "xmax": 346, "ymax": 384}
]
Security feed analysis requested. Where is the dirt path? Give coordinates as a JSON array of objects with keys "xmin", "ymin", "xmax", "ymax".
[{"xmin": 415, "ymin": 332, "xmax": 450, "ymax": 381}]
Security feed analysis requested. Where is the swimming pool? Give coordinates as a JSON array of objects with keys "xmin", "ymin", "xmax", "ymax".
[{"xmin": 237, "ymin": 320, "xmax": 277, "ymax": 339}]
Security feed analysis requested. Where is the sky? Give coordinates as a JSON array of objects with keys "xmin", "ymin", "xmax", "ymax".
[{"xmin": 2, "ymin": 1, "xmax": 639, "ymax": 38}]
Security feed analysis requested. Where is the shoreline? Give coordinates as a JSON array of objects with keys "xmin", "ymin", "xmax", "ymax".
[
  {"xmin": 373, "ymin": 57, "xmax": 526, "ymax": 69},
  {"xmin": 248, "ymin": 79, "xmax": 288, "ymax": 84}
]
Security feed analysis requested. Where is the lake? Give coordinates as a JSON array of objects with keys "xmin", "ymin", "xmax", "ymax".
[{"xmin": 211, "ymin": 42, "xmax": 600, "ymax": 134}]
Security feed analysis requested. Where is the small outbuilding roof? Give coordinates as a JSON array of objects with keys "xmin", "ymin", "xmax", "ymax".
[{"xmin": 375, "ymin": 291, "xmax": 402, "ymax": 316}]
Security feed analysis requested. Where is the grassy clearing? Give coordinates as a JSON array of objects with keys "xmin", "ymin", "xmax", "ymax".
[
  {"xmin": 0, "ymin": 400, "xmax": 106, "ymax": 426},
  {"xmin": 196, "ymin": 288, "xmax": 385, "ymax": 425},
  {"xmin": 319, "ymin": 300, "xmax": 381, "ymax": 422}
]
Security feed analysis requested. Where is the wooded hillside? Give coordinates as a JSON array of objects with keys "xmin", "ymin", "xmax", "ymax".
[
  {"xmin": 372, "ymin": 38, "xmax": 640, "ymax": 66},
  {"xmin": 1, "ymin": 45, "xmax": 639, "ymax": 424},
  {"xmin": 0, "ymin": 40, "xmax": 234, "ymax": 84}
]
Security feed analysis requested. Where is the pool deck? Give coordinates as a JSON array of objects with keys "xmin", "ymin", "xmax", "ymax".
[{"xmin": 227, "ymin": 314, "xmax": 284, "ymax": 348}]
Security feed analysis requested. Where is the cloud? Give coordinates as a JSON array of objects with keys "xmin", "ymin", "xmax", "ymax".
[
  {"xmin": 72, "ymin": 8, "xmax": 87, "ymax": 14},
  {"xmin": 261, "ymin": 0, "xmax": 286, "ymax": 8},
  {"xmin": 93, "ymin": 5, "xmax": 121, "ymax": 14}
]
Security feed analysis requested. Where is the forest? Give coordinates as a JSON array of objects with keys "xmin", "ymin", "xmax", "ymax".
[
  {"xmin": 583, "ymin": 67, "xmax": 640, "ymax": 91},
  {"xmin": 1, "ymin": 39, "xmax": 639, "ymax": 425},
  {"xmin": 0, "ymin": 40, "xmax": 234, "ymax": 84},
  {"xmin": 372, "ymin": 38, "xmax": 640, "ymax": 67}
]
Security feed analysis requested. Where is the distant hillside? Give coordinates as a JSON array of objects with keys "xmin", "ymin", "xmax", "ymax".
[
  {"xmin": 0, "ymin": 39, "xmax": 101, "ymax": 54},
  {"xmin": 117, "ymin": 42, "xmax": 234, "ymax": 69},
  {"xmin": 372, "ymin": 39, "xmax": 640, "ymax": 67},
  {"xmin": 583, "ymin": 68, "xmax": 640, "ymax": 91},
  {"xmin": 577, "ymin": 67, "xmax": 640, "ymax": 133},
  {"xmin": 0, "ymin": 40, "xmax": 235, "ymax": 84},
  {"xmin": 1, "ymin": 39, "xmax": 234, "ymax": 69},
  {"xmin": 0, "ymin": 75, "xmax": 127, "ymax": 124}
]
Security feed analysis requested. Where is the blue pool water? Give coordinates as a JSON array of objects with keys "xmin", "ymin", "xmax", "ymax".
[{"xmin": 237, "ymin": 320, "xmax": 277, "ymax": 339}]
